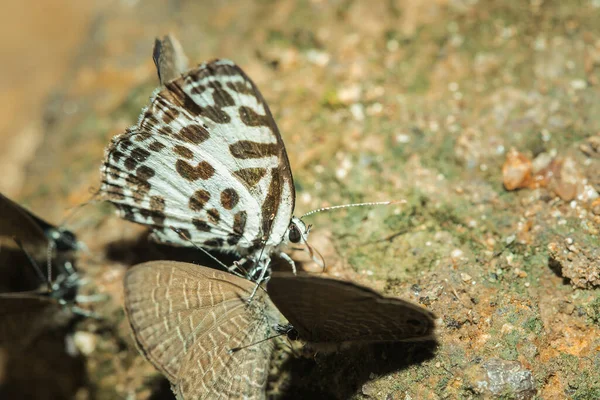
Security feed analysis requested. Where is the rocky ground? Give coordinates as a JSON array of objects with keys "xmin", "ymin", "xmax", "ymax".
[{"xmin": 1, "ymin": 0, "xmax": 599, "ymax": 399}]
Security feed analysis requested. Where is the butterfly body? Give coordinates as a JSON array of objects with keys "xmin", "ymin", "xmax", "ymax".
[{"xmin": 101, "ymin": 59, "xmax": 308, "ymax": 278}]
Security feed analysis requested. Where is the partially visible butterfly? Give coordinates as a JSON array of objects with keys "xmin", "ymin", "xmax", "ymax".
[
  {"xmin": 0, "ymin": 241, "xmax": 88, "ymax": 400},
  {"xmin": 0, "ymin": 193, "xmax": 93, "ymax": 398},
  {"xmin": 0, "ymin": 192, "xmax": 79, "ymax": 258},
  {"xmin": 0, "ymin": 191, "xmax": 87, "ymax": 339},
  {"xmin": 0, "ymin": 260, "xmax": 81, "ymax": 349},
  {"xmin": 0, "ymin": 192, "xmax": 81, "ymax": 293},
  {"xmin": 123, "ymin": 260, "xmax": 435, "ymax": 399}
]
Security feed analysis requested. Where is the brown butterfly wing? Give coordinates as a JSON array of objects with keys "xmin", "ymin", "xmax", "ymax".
[
  {"xmin": 0, "ymin": 193, "xmax": 48, "ymax": 258},
  {"xmin": 267, "ymin": 273, "xmax": 435, "ymax": 345},
  {"xmin": 124, "ymin": 261, "xmax": 280, "ymax": 399},
  {"xmin": 153, "ymin": 35, "xmax": 189, "ymax": 85},
  {"xmin": 0, "ymin": 294, "xmax": 73, "ymax": 348}
]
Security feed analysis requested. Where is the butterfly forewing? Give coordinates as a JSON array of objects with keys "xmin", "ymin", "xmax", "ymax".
[
  {"xmin": 0, "ymin": 192, "xmax": 79, "ymax": 260},
  {"xmin": 101, "ymin": 60, "xmax": 294, "ymax": 259},
  {"xmin": 124, "ymin": 261, "xmax": 280, "ymax": 399},
  {"xmin": 0, "ymin": 193, "xmax": 55, "ymax": 261},
  {"xmin": 268, "ymin": 273, "xmax": 435, "ymax": 345}
]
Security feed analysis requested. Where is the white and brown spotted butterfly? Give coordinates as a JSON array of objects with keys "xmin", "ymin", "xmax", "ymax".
[{"xmin": 100, "ymin": 36, "xmax": 308, "ymax": 281}]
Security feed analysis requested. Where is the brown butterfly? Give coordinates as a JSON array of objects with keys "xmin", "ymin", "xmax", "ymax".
[{"xmin": 123, "ymin": 261, "xmax": 435, "ymax": 399}]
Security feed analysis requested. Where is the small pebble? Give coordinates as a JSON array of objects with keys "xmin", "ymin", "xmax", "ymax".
[{"xmin": 502, "ymin": 149, "xmax": 532, "ymax": 190}]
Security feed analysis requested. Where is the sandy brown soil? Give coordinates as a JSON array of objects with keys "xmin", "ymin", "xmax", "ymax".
[{"xmin": 1, "ymin": 1, "xmax": 599, "ymax": 399}]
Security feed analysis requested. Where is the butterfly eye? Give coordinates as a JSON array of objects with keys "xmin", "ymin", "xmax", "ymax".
[{"xmin": 288, "ymin": 224, "xmax": 302, "ymax": 243}]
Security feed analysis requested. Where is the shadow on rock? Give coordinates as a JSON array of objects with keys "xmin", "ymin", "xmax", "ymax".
[
  {"xmin": 104, "ymin": 230, "xmax": 241, "ymax": 272},
  {"xmin": 275, "ymin": 340, "xmax": 438, "ymax": 399}
]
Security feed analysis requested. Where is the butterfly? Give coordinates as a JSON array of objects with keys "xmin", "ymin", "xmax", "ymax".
[
  {"xmin": 100, "ymin": 37, "xmax": 309, "ymax": 282},
  {"xmin": 123, "ymin": 260, "xmax": 435, "ymax": 399},
  {"xmin": 0, "ymin": 263, "xmax": 81, "ymax": 349}
]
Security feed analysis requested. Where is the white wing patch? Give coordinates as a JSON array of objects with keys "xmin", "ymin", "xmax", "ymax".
[{"xmin": 100, "ymin": 59, "xmax": 296, "ymax": 259}]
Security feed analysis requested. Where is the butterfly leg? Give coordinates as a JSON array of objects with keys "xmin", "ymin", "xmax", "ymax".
[
  {"xmin": 248, "ymin": 258, "xmax": 272, "ymax": 301},
  {"xmin": 228, "ymin": 257, "xmax": 247, "ymax": 272},
  {"xmin": 279, "ymin": 252, "xmax": 297, "ymax": 275}
]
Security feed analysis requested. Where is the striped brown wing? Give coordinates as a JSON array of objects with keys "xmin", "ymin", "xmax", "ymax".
[
  {"xmin": 0, "ymin": 294, "xmax": 73, "ymax": 348},
  {"xmin": 124, "ymin": 261, "xmax": 281, "ymax": 399},
  {"xmin": 101, "ymin": 59, "xmax": 295, "ymax": 252},
  {"xmin": 267, "ymin": 273, "xmax": 435, "ymax": 345}
]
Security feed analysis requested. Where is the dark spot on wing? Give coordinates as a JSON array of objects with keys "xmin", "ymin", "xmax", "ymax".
[
  {"xmin": 135, "ymin": 132, "xmax": 152, "ymax": 142},
  {"xmin": 150, "ymin": 196, "xmax": 166, "ymax": 212},
  {"xmin": 228, "ymin": 211, "xmax": 247, "ymax": 245},
  {"xmin": 207, "ymin": 208, "xmax": 220, "ymax": 224},
  {"xmin": 178, "ymin": 124, "xmax": 209, "ymax": 144},
  {"xmin": 173, "ymin": 145, "xmax": 194, "ymax": 159},
  {"xmin": 229, "ymin": 141, "xmax": 279, "ymax": 159},
  {"xmin": 211, "ymin": 81, "xmax": 235, "ymax": 107},
  {"xmin": 136, "ymin": 165, "xmax": 155, "ymax": 181},
  {"xmin": 233, "ymin": 168, "xmax": 267, "ymax": 188},
  {"xmin": 176, "ymin": 160, "xmax": 215, "ymax": 181},
  {"xmin": 157, "ymin": 126, "xmax": 173, "ymax": 136},
  {"xmin": 261, "ymin": 168, "xmax": 284, "ymax": 236},
  {"xmin": 148, "ymin": 141, "xmax": 166, "ymax": 152},
  {"xmin": 189, "ymin": 190, "xmax": 211, "ymax": 211},
  {"xmin": 203, "ymin": 238, "xmax": 224, "ymax": 247},
  {"xmin": 192, "ymin": 219, "xmax": 211, "ymax": 232},
  {"xmin": 239, "ymin": 105, "xmax": 272, "ymax": 128},
  {"xmin": 227, "ymin": 81, "xmax": 254, "ymax": 96},
  {"xmin": 220, "ymin": 188, "xmax": 239, "ymax": 210}
]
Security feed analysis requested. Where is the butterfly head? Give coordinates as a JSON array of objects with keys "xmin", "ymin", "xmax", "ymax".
[{"xmin": 285, "ymin": 217, "xmax": 310, "ymax": 246}]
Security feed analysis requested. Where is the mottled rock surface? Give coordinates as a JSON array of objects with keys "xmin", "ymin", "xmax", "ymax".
[{"xmin": 1, "ymin": 0, "xmax": 599, "ymax": 399}]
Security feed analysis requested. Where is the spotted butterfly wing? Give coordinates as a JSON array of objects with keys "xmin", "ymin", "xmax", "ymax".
[
  {"xmin": 100, "ymin": 59, "xmax": 297, "ymax": 272},
  {"xmin": 124, "ymin": 261, "xmax": 281, "ymax": 399},
  {"xmin": 267, "ymin": 272, "xmax": 436, "ymax": 348}
]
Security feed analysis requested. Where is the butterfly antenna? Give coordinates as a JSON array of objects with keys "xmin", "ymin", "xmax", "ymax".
[
  {"xmin": 301, "ymin": 200, "xmax": 403, "ymax": 218},
  {"xmin": 13, "ymin": 237, "xmax": 49, "ymax": 292},
  {"xmin": 169, "ymin": 227, "xmax": 246, "ymax": 278},
  {"xmin": 228, "ymin": 330, "xmax": 289, "ymax": 354}
]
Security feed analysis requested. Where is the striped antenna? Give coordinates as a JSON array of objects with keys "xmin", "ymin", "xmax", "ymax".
[{"xmin": 301, "ymin": 200, "xmax": 403, "ymax": 219}]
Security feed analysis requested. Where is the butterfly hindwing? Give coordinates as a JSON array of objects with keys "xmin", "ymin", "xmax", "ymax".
[
  {"xmin": 268, "ymin": 273, "xmax": 436, "ymax": 344},
  {"xmin": 124, "ymin": 261, "xmax": 279, "ymax": 399}
]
